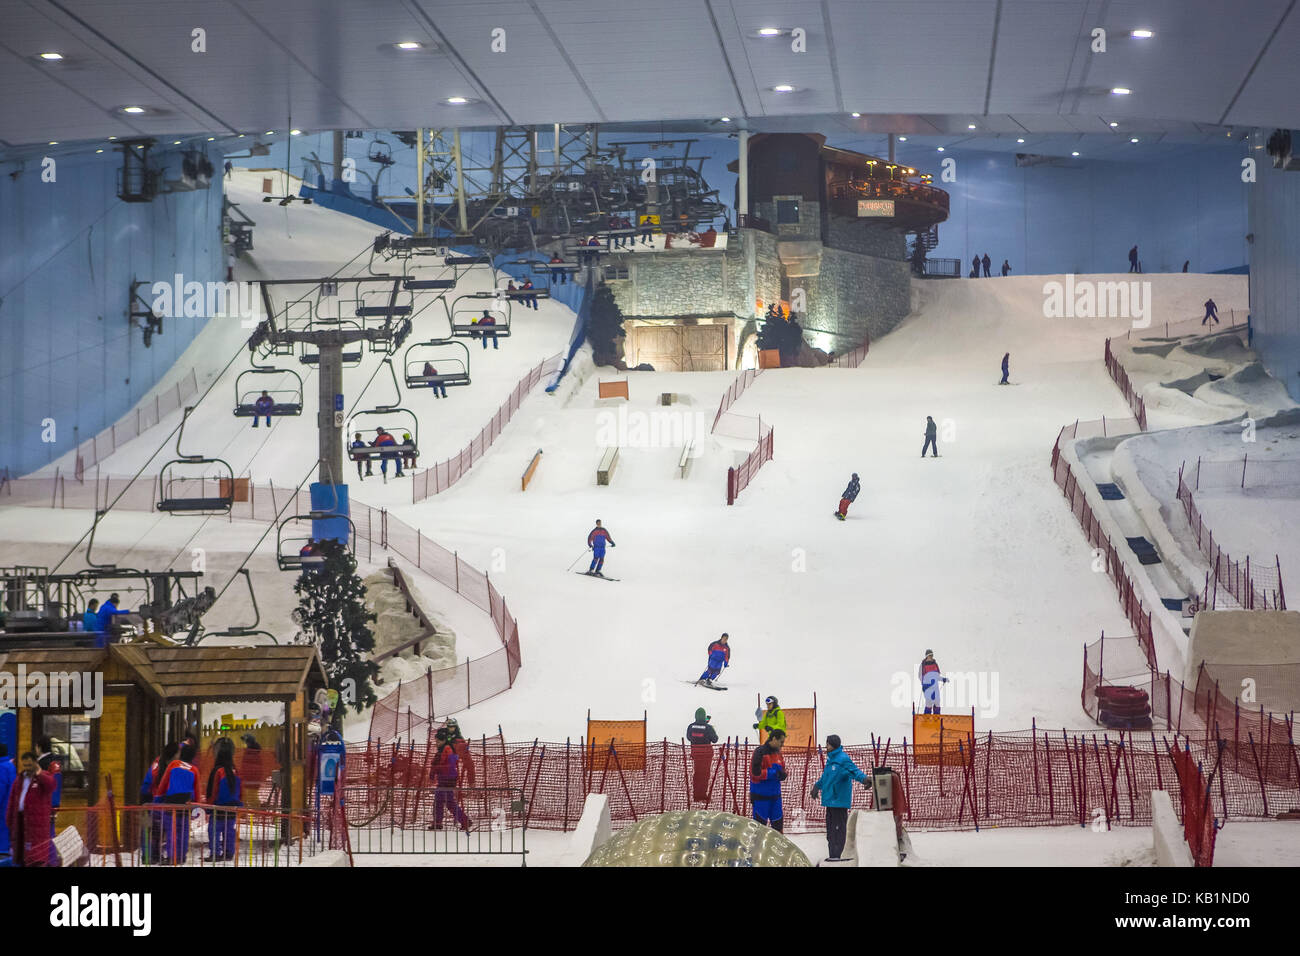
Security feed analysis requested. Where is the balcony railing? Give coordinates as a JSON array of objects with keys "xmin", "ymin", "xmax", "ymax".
[{"xmin": 828, "ymin": 179, "xmax": 950, "ymax": 213}]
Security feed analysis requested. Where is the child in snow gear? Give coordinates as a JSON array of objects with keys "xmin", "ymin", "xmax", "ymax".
[
  {"xmin": 686, "ymin": 708, "xmax": 719, "ymax": 801},
  {"xmin": 204, "ymin": 737, "xmax": 242, "ymax": 861},
  {"xmin": 999, "ymin": 352, "xmax": 1010, "ymax": 385},
  {"xmin": 754, "ymin": 696, "xmax": 786, "ymax": 740},
  {"xmin": 699, "ymin": 633, "xmax": 730, "ymax": 685},
  {"xmin": 427, "ymin": 728, "xmax": 472, "ymax": 831},
  {"xmin": 919, "ymin": 649, "xmax": 948, "ymax": 714},
  {"xmin": 444, "ymin": 718, "xmax": 475, "ymax": 787},
  {"xmin": 350, "ymin": 432, "xmax": 372, "ymax": 479},
  {"xmin": 750, "ymin": 730, "xmax": 788, "ymax": 831},
  {"xmin": 837, "ymin": 473, "xmax": 860, "ymax": 519},
  {"xmin": 811, "ymin": 734, "xmax": 870, "ymax": 861},
  {"xmin": 586, "ymin": 519, "xmax": 616, "ymax": 575},
  {"xmin": 922, "ymin": 416, "xmax": 938, "ymax": 458}
]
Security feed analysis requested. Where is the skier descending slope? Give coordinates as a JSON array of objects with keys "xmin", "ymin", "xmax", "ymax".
[
  {"xmin": 697, "ymin": 633, "xmax": 731, "ymax": 687},
  {"xmin": 835, "ymin": 473, "xmax": 860, "ymax": 520},
  {"xmin": 585, "ymin": 519, "xmax": 616, "ymax": 577},
  {"xmin": 918, "ymin": 649, "xmax": 948, "ymax": 714}
]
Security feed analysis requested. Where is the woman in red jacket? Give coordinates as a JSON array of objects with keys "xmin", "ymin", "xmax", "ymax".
[{"xmin": 6, "ymin": 752, "xmax": 56, "ymax": 867}]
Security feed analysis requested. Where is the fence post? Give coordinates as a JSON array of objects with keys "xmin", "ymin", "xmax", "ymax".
[
  {"xmin": 454, "ymin": 552, "xmax": 460, "ymax": 592},
  {"xmin": 466, "ymin": 656, "xmax": 471, "ymax": 710},
  {"xmin": 726, "ymin": 467, "xmax": 735, "ymax": 506}
]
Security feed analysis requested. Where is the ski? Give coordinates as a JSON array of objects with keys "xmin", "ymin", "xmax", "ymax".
[
  {"xmin": 576, "ymin": 571, "xmax": 619, "ymax": 581},
  {"xmin": 683, "ymin": 679, "xmax": 728, "ymax": 691}
]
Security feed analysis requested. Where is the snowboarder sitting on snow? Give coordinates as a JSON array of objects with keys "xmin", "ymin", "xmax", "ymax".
[
  {"xmin": 1000, "ymin": 352, "xmax": 1010, "ymax": 385},
  {"xmin": 586, "ymin": 519, "xmax": 616, "ymax": 575},
  {"xmin": 919, "ymin": 649, "xmax": 948, "ymax": 714},
  {"xmin": 754, "ymin": 696, "xmax": 786, "ymax": 740},
  {"xmin": 698, "ymin": 633, "xmax": 730, "ymax": 686},
  {"xmin": 922, "ymin": 416, "xmax": 938, "ymax": 458},
  {"xmin": 750, "ymin": 729, "xmax": 788, "ymax": 832},
  {"xmin": 837, "ymin": 473, "xmax": 860, "ymax": 520},
  {"xmin": 687, "ymin": 708, "xmax": 719, "ymax": 802}
]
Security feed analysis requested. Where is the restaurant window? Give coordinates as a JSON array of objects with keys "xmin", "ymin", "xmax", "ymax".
[{"xmin": 39, "ymin": 712, "xmax": 94, "ymax": 793}]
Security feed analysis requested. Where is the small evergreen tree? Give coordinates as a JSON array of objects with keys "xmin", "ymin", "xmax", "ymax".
[
  {"xmin": 587, "ymin": 281, "xmax": 627, "ymax": 366},
  {"xmin": 293, "ymin": 538, "xmax": 379, "ymax": 713}
]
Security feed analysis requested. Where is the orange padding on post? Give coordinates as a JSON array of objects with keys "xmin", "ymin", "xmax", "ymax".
[
  {"xmin": 911, "ymin": 713, "xmax": 975, "ymax": 766},
  {"xmin": 521, "ymin": 449, "xmax": 543, "ymax": 491},
  {"xmin": 587, "ymin": 717, "xmax": 647, "ymax": 771},
  {"xmin": 598, "ymin": 380, "xmax": 630, "ymax": 400}
]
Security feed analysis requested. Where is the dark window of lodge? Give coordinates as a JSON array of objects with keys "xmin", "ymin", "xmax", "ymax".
[{"xmin": 775, "ymin": 200, "xmax": 800, "ymax": 225}]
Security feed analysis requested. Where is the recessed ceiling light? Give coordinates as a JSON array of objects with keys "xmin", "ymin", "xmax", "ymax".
[
  {"xmin": 446, "ymin": 96, "xmax": 470, "ymax": 105},
  {"xmin": 38, "ymin": 52, "xmax": 64, "ymax": 61},
  {"xmin": 1111, "ymin": 87, "xmax": 1132, "ymax": 95},
  {"xmin": 1016, "ymin": 138, "xmax": 1025, "ymax": 143},
  {"xmin": 936, "ymin": 146, "xmax": 945, "ymax": 152},
  {"xmin": 108, "ymin": 136, "xmax": 117, "ymax": 140},
  {"xmin": 395, "ymin": 41, "xmax": 423, "ymax": 50},
  {"xmin": 1072, "ymin": 150, "xmax": 1080, "ymax": 156},
  {"xmin": 290, "ymin": 129, "xmax": 302, "ymax": 135},
  {"xmin": 1131, "ymin": 29, "xmax": 1154, "ymax": 39},
  {"xmin": 1109, "ymin": 121, "xmax": 1119, "ymax": 128},
  {"xmin": 898, "ymin": 136, "xmax": 907, "ymax": 141},
  {"xmin": 266, "ymin": 130, "xmax": 275, "ymax": 135},
  {"xmin": 207, "ymin": 137, "xmax": 215, "ymax": 141},
  {"xmin": 237, "ymin": 134, "xmax": 245, "ymax": 138},
  {"xmin": 122, "ymin": 106, "xmax": 146, "ymax": 114},
  {"xmin": 771, "ymin": 84, "xmax": 795, "ymax": 93},
  {"xmin": 95, "ymin": 148, "xmax": 103, "ymax": 153},
  {"xmin": 720, "ymin": 116, "xmax": 731, "ymax": 122},
  {"xmin": 757, "ymin": 27, "xmax": 783, "ymax": 37},
  {"xmin": 851, "ymin": 112, "xmax": 861, "ymax": 118},
  {"xmin": 173, "ymin": 140, "xmax": 181, "ymax": 145},
  {"xmin": 48, "ymin": 141, "xmax": 58, "ymax": 146},
  {"xmin": 1130, "ymin": 137, "xmax": 1139, "ymax": 143},
  {"xmin": 967, "ymin": 123, "xmax": 977, "ymax": 130},
  {"xmin": 135, "ymin": 144, "xmax": 144, "ymax": 149}
]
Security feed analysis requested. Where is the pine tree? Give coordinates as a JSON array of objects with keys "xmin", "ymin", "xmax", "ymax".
[
  {"xmin": 586, "ymin": 281, "xmax": 627, "ymax": 366},
  {"xmin": 293, "ymin": 538, "xmax": 379, "ymax": 713}
]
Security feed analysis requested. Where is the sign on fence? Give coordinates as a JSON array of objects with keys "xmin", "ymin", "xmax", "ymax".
[{"xmin": 911, "ymin": 712, "xmax": 975, "ymax": 766}]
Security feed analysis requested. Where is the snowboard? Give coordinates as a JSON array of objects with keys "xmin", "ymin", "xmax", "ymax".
[
  {"xmin": 684, "ymin": 679, "xmax": 728, "ymax": 691},
  {"xmin": 576, "ymin": 571, "xmax": 619, "ymax": 581}
]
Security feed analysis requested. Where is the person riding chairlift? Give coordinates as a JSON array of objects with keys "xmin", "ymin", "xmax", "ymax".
[
  {"xmin": 422, "ymin": 361, "xmax": 447, "ymax": 399},
  {"xmin": 371, "ymin": 428, "xmax": 402, "ymax": 480}
]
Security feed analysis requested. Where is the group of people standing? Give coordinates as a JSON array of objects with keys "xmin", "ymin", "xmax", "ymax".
[
  {"xmin": 970, "ymin": 253, "xmax": 1011, "ymax": 277},
  {"xmin": 138, "ymin": 733, "xmax": 246, "ymax": 864}
]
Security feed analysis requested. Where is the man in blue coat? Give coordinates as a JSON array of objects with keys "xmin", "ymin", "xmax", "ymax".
[
  {"xmin": 811, "ymin": 734, "xmax": 870, "ymax": 862},
  {"xmin": 96, "ymin": 593, "xmax": 130, "ymax": 640},
  {"xmin": 0, "ymin": 744, "xmax": 16, "ymax": 856},
  {"xmin": 836, "ymin": 473, "xmax": 860, "ymax": 520}
]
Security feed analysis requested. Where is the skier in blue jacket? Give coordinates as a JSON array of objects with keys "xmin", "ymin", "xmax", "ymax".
[
  {"xmin": 586, "ymin": 519, "xmax": 616, "ymax": 576},
  {"xmin": 810, "ymin": 734, "xmax": 871, "ymax": 862},
  {"xmin": 698, "ymin": 633, "xmax": 730, "ymax": 686}
]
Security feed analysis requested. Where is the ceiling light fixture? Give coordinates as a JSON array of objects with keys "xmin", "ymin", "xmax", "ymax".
[
  {"xmin": 108, "ymin": 136, "xmax": 117, "ymax": 141},
  {"xmin": 967, "ymin": 123, "xmax": 977, "ymax": 130},
  {"xmin": 720, "ymin": 116, "xmax": 731, "ymax": 122},
  {"xmin": 1131, "ymin": 29, "xmax": 1154, "ymax": 38},
  {"xmin": 851, "ymin": 112, "xmax": 861, "ymax": 118},
  {"xmin": 771, "ymin": 84, "xmax": 795, "ymax": 93},
  {"xmin": 95, "ymin": 148, "xmax": 103, "ymax": 153},
  {"xmin": 1072, "ymin": 150, "xmax": 1080, "ymax": 156},
  {"xmin": 757, "ymin": 27, "xmax": 783, "ymax": 37},
  {"xmin": 1130, "ymin": 137, "xmax": 1139, "ymax": 143},
  {"xmin": 266, "ymin": 130, "xmax": 275, "ymax": 135},
  {"xmin": 898, "ymin": 136, "xmax": 907, "ymax": 141},
  {"xmin": 446, "ymin": 96, "xmax": 470, "ymax": 105},
  {"xmin": 121, "ymin": 106, "xmax": 146, "ymax": 114},
  {"xmin": 936, "ymin": 146, "xmax": 945, "ymax": 152},
  {"xmin": 173, "ymin": 140, "xmax": 181, "ymax": 145},
  {"xmin": 290, "ymin": 129, "xmax": 302, "ymax": 135},
  {"xmin": 38, "ymin": 52, "xmax": 64, "ymax": 61},
  {"xmin": 1109, "ymin": 121, "xmax": 1119, "ymax": 127},
  {"xmin": 395, "ymin": 41, "xmax": 423, "ymax": 50},
  {"xmin": 1016, "ymin": 138, "xmax": 1025, "ymax": 143},
  {"xmin": 208, "ymin": 137, "xmax": 215, "ymax": 141},
  {"xmin": 1111, "ymin": 87, "xmax": 1132, "ymax": 95},
  {"xmin": 48, "ymin": 141, "xmax": 58, "ymax": 146}
]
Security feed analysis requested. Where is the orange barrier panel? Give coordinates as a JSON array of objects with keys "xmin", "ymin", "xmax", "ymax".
[
  {"xmin": 219, "ymin": 477, "xmax": 250, "ymax": 502},
  {"xmin": 754, "ymin": 695, "xmax": 817, "ymax": 752},
  {"xmin": 520, "ymin": 448, "xmax": 543, "ymax": 491},
  {"xmin": 911, "ymin": 712, "xmax": 975, "ymax": 766},
  {"xmin": 598, "ymin": 380, "xmax": 629, "ymax": 400},
  {"xmin": 587, "ymin": 713, "xmax": 647, "ymax": 772},
  {"xmin": 758, "ymin": 349, "xmax": 782, "ymax": 369}
]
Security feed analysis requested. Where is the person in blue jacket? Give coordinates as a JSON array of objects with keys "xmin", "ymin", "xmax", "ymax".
[
  {"xmin": 999, "ymin": 352, "xmax": 1010, "ymax": 385},
  {"xmin": 586, "ymin": 519, "xmax": 616, "ymax": 576},
  {"xmin": 0, "ymin": 743, "xmax": 16, "ymax": 856},
  {"xmin": 96, "ymin": 593, "xmax": 130, "ymax": 641},
  {"xmin": 82, "ymin": 599, "xmax": 100, "ymax": 634},
  {"xmin": 205, "ymin": 737, "xmax": 242, "ymax": 861},
  {"xmin": 698, "ymin": 633, "xmax": 730, "ymax": 686},
  {"xmin": 836, "ymin": 473, "xmax": 860, "ymax": 520},
  {"xmin": 252, "ymin": 390, "xmax": 275, "ymax": 428},
  {"xmin": 154, "ymin": 740, "xmax": 201, "ymax": 864},
  {"xmin": 810, "ymin": 734, "xmax": 871, "ymax": 862}
]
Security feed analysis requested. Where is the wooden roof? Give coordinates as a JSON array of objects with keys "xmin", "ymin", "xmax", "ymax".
[
  {"xmin": 111, "ymin": 645, "xmax": 328, "ymax": 703},
  {"xmin": 0, "ymin": 648, "xmax": 109, "ymax": 673}
]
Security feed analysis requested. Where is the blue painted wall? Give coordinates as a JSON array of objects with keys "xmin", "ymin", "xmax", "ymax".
[
  {"xmin": 0, "ymin": 145, "xmax": 225, "ymax": 477},
  {"xmin": 1248, "ymin": 157, "xmax": 1300, "ymax": 402},
  {"xmin": 915, "ymin": 146, "xmax": 1248, "ymax": 275}
]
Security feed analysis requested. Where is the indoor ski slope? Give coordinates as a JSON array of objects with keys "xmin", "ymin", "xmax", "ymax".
[{"xmin": 3, "ymin": 182, "xmax": 1264, "ymax": 747}]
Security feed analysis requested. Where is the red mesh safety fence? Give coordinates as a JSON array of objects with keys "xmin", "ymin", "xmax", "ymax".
[
  {"xmin": 69, "ymin": 369, "xmax": 201, "ymax": 481},
  {"xmin": 1103, "ymin": 338, "xmax": 1148, "ymax": 430},
  {"xmin": 727, "ymin": 423, "xmax": 774, "ymax": 505},
  {"xmin": 1050, "ymin": 441, "xmax": 1157, "ymax": 669},
  {"xmin": 1176, "ymin": 462, "xmax": 1286, "ymax": 610},
  {"xmin": 0, "ymin": 474, "xmax": 525, "ymax": 733},
  {"xmin": 338, "ymin": 728, "xmax": 1300, "ymax": 834},
  {"xmin": 712, "ymin": 368, "xmax": 763, "ymax": 431},
  {"xmin": 1169, "ymin": 742, "xmax": 1219, "ymax": 867},
  {"xmin": 828, "ymin": 337, "xmax": 870, "ymax": 369},
  {"xmin": 411, "ymin": 353, "xmax": 562, "ymax": 502}
]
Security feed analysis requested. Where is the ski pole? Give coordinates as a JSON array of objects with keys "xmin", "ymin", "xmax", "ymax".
[{"xmin": 565, "ymin": 549, "xmax": 590, "ymax": 572}]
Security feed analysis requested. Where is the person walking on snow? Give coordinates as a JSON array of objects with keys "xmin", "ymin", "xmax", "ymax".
[
  {"xmin": 586, "ymin": 519, "xmax": 616, "ymax": 575},
  {"xmin": 686, "ymin": 708, "xmax": 719, "ymax": 802},
  {"xmin": 836, "ymin": 473, "xmax": 860, "ymax": 520},
  {"xmin": 426, "ymin": 728, "xmax": 472, "ymax": 831},
  {"xmin": 921, "ymin": 416, "xmax": 939, "ymax": 458},
  {"xmin": 981, "ymin": 253, "xmax": 992, "ymax": 278},
  {"xmin": 698, "ymin": 633, "xmax": 730, "ymax": 685},
  {"xmin": 754, "ymin": 696, "xmax": 786, "ymax": 740},
  {"xmin": 999, "ymin": 352, "xmax": 1010, "ymax": 385},
  {"xmin": 750, "ymin": 729, "xmax": 788, "ymax": 831},
  {"xmin": 811, "ymin": 734, "xmax": 871, "ymax": 862},
  {"xmin": 919, "ymin": 649, "xmax": 948, "ymax": 714},
  {"xmin": 970, "ymin": 254, "xmax": 980, "ymax": 278},
  {"xmin": 1202, "ymin": 298, "xmax": 1219, "ymax": 326},
  {"xmin": 443, "ymin": 718, "xmax": 476, "ymax": 788},
  {"xmin": 1001, "ymin": 259, "xmax": 1011, "ymax": 277},
  {"xmin": 1129, "ymin": 245, "xmax": 1140, "ymax": 273}
]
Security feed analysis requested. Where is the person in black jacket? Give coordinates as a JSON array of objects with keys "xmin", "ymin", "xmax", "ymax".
[
  {"xmin": 999, "ymin": 352, "xmax": 1010, "ymax": 385},
  {"xmin": 922, "ymin": 416, "xmax": 938, "ymax": 458},
  {"xmin": 971, "ymin": 254, "xmax": 980, "ymax": 278},
  {"xmin": 836, "ymin": 473, "xmax": 860, "ymax": 520},
  {"xmin": 686, "ymin": 708, "xmax": 719, "ymax": 802},
  {"xmin": 981, "ymin": 253, "xmax": 991, "ymax": 277},
  {"xmin": 1129, "ymin": 245, "xmax": 1140, "ymax": 273}
]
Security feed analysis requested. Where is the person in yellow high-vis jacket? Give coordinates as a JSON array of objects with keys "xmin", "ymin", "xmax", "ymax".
[{"xmin": 753, "ymin": 696, "xmax": 786, "ymax": 741}]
